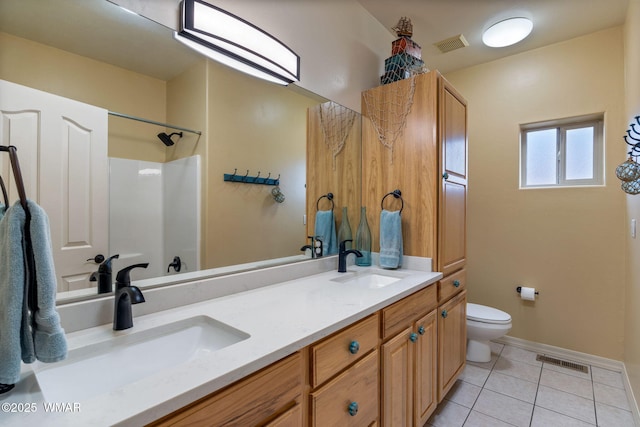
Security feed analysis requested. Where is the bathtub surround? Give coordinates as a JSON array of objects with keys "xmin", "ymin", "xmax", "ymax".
[{"xmin": 109, "ymin": 156, "xmax": 200, "ymax": 281}]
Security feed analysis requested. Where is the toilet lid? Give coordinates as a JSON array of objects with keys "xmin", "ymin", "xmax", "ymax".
[{"xmin": 467, "ymin": 303, "xmax": 511, "ymax": 324}]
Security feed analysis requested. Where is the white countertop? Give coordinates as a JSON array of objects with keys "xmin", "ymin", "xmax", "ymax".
[{"xmin": 1, "ymin": 262, "xmax": 441, "ymax": 427}]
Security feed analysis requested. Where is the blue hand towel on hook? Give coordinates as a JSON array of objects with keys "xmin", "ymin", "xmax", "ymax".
[
  {"xmin": 379, "ymin": 209, "xmax": 403, "ymax": 269},
  {"xmin": 314, "ymin": 210, "xmax": 338, "ymax": 255}
]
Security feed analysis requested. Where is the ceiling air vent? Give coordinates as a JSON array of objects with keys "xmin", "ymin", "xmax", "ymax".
[{"xmin": 434, "ymin": 34, "xmax": 469, "ymax": 53}]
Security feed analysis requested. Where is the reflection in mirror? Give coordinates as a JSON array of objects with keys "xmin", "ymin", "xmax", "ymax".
[{"xmin": 0, "ymin": 0, "xmax": 361, "ymax": 303}]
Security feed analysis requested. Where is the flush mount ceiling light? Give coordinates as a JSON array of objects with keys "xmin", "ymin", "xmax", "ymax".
[
  {"xmin": 482, "ymin": 17, "xmax": 533, "ymax": 48},
  {"xmin": 174, "ymin": 0, "xmax": 300, "ymax": 85}
]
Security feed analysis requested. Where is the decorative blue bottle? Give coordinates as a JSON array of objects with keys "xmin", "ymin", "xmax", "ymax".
[
  {"xmin": 355, "ymin": 206, "xmax": 372, "ymax": 266},
  {"xmin": 338, "ymin": 206, "xmax": 352, "ymax": 249}
]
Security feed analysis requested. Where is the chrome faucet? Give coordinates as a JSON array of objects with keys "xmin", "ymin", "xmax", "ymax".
[
  {"xmin": 113, "ymin": 263, "xmax": 148, "ymax": 331},
  {"xmin": 338, "ymin": 239, "xmax": 362, "ymax": 273}
]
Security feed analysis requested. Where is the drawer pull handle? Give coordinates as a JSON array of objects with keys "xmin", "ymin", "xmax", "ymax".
[
  {"xmin": 453, "ymin": 280, "xmax": 460, "ymax": 287},
  {"xmin": 348, "ymin": 401, "xmax": 359, "ymax": 416},
  {"xmin": 441, "ymin": 309, "xmax": 448, "ymax": 318},
  {"xmin": 418, "ymin": 325, "xmax": 425, "ymax": 335},
  {"xmin": 409, "ymin": 332, "xmax": 418, "ymax": 343},
  {"xmin": 349, "ymin": 340, "xmax": 360, "ymax": 354}
]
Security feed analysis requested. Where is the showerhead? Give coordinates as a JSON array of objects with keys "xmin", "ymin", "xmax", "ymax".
[{"xmin": 157, "ymin": 132, "xmax": 183, "ymax": 146}]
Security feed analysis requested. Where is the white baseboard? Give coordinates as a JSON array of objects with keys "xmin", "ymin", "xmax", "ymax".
[{"xmin": 496, "ymin": 335, "xmax": 640, "ymax": 425}]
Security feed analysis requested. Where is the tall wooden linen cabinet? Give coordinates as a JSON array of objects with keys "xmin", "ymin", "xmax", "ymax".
[{"xmin": 362, "ymin": 70, "xmax": 468, "ymax": 424}]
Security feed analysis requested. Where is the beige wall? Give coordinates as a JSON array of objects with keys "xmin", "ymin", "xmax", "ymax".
[
  {"xmin": 0, "ymin": 32, "xmax": 169, "ymax": 163},
  {"xmin": 205, "ymin": 61, "xmax": 318, "ymax": 267},
  {"xmin": 445, "ymin": 27, "xmax": 627, "ymax": 359},
  {"xmin": 624, "ymin": 0, "xmax": 640, "ymax": 407}
]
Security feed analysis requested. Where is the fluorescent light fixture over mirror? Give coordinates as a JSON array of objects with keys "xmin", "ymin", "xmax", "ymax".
[
  {"xmin": 175, "ymin": 0, "xmax": 300, "ymax": 85},
  {"xmin": 482, "ymin": 17, "xmax": 533, "ymax": 48}
]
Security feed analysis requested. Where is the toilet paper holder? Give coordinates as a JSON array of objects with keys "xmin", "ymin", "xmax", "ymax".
[{"xmin": 516, "ymin": 286, "xmax": 539, "ymax": 295}]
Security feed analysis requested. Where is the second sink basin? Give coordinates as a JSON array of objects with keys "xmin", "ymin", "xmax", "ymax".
[
  {"xmin": 33, "ymin": 315, "xmax": 249, "ymax": 402},
  {"xmin": 331, "ymin": 269, "xmax": 410, "ymax": 288}
]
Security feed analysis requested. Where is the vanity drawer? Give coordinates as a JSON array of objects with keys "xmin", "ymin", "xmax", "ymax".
[
  {"xmin": 311, "ymin": 313, "xmax": 379, "ymax": 387},
  {"xmin": 149, "ymin": 353, "xmax": 302, "ymax": 426},
  {"xmin": 438, "ymin": 269, "xmax": 466, "ymax": 303},
  {"xmin": 310, "ymin": 350, "xmax": 379, "ymax": 427},
  {"xmin": 382, "ymin": 285, "xmax": 437, "ymax": 340}
]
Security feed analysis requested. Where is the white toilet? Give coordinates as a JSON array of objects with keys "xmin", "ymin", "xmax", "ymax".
[{"xmin": 466, "ymin": 303, "xmax": 512, "ymax": 362}]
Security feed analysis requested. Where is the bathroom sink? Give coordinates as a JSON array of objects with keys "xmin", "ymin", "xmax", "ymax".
[
  {"xmin": 33, "ymin": 316, "xmax": 249, "ymax": 402},
  {"xmin": 331, "ymin": 269, "xmax": 409, "ymax": 289}
]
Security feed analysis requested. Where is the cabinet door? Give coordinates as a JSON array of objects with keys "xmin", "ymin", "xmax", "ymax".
[
  {"xmin": 437, "ymin": 290, "xmax": 467, "ymax": 401},
  {"xmin": 438, "ymin": 78, "xmax": 467, "ymax": 276},
  {"xmin": 414, "ymin": 310, "xmax": 437, "ymax": 426},
  {"xmin": 381, "ymin": 327, "xmax": 413, "ymax": 427}
]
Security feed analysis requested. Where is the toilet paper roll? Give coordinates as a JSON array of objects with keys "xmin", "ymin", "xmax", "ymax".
[{"xmin": 520, "ymin": 286, "xmax": 536, "ymax": 301}]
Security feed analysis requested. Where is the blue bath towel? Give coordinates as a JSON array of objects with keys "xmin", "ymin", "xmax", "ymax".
[
  {"xmin": 0, "ymin": 201, "xmax": 67, "ymax": 385},
  {"xmin": 0, "ymin": 203, "xmax": 30, "ymax": 384},
  {"xmin": 379, "ymin": 209, "xmax": 403, "ymax": 269},
  {"xmin": 314, "ymin": 210, "xmax": 338, "ymax": 255},
  {"xmin": 27, "ymin": 200, "xmax": 67, "ymax": 363}
]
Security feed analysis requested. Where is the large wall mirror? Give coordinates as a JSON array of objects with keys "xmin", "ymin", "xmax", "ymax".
[{"xmin": 0, "ymin": 0, "xmax": 361, "ymax": 303}]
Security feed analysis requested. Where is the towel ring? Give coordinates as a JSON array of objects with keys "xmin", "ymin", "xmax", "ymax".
[
  {"xmin": 316, "ymin": 192, "xmax": 334, "ymax": 211},
  {"xmin": 381, "ymin": 189, "xmax": 403, "ymax": 214}
]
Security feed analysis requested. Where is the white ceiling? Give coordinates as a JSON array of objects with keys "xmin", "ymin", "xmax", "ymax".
[
  {"xmin": 0, "ymin": 0, "xmax": 630, "ymax": 81},
  {"xmin": 357, "ymin": 0, "xmax": 630, "ymax": 73}
]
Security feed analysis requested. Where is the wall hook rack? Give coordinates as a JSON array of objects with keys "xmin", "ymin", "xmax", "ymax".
[{"xmin": 223, "ymin": 168, "xmax": 280, "ymax": 186}]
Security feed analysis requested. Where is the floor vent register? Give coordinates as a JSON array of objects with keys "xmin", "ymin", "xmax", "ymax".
[{"xmin": 536, "ymin": 354, "xmax": 589, "ymax": 374}]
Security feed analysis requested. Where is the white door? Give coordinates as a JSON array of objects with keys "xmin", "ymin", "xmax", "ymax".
[{"xmin": 0, "ymin": 80, "xmax": 108, "ymax": 292}]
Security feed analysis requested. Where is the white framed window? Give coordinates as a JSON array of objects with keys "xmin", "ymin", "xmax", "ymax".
[{"xmin": 520, "ymin": 114, "xmax": 604, "ymax": 188}]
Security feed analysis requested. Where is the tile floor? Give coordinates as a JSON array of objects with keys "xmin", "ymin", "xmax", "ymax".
[{"xmin": 426, "ymin": 342, "xmax": 638, "ymax": 427}]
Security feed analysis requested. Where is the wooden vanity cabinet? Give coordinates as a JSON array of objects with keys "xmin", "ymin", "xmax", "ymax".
[
  {"xmin": 380, "ymin": 285, "xmax": 438, "ymax": 427},
  {"xmin": 147, "ymin": 352, "xmax": 303, "ymax": 427},
  {"xmin": 362, "ymin": 70, "xmax": 468, "ymax": 408},
  {"xmin": 148, "ymin": 281, "xmax": 462, "ymax": 427}
]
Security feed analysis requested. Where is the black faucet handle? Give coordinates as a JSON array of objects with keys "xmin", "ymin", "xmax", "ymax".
[
  {"xmin": 339, "ymin": 239, "xmax": 353, "ymax": 251},
  {"xmin": 115, "ymin": 263, "xmax": 149, "ymax": 289},
  {"xmin": 98, "ymin": 254, "xmax": 120, "ymax": 273}
]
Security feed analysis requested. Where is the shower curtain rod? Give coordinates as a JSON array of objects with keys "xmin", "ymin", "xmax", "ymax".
[{"xmin": 108, "ymin": 111, "xmax": 202, "ymax": 135}]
